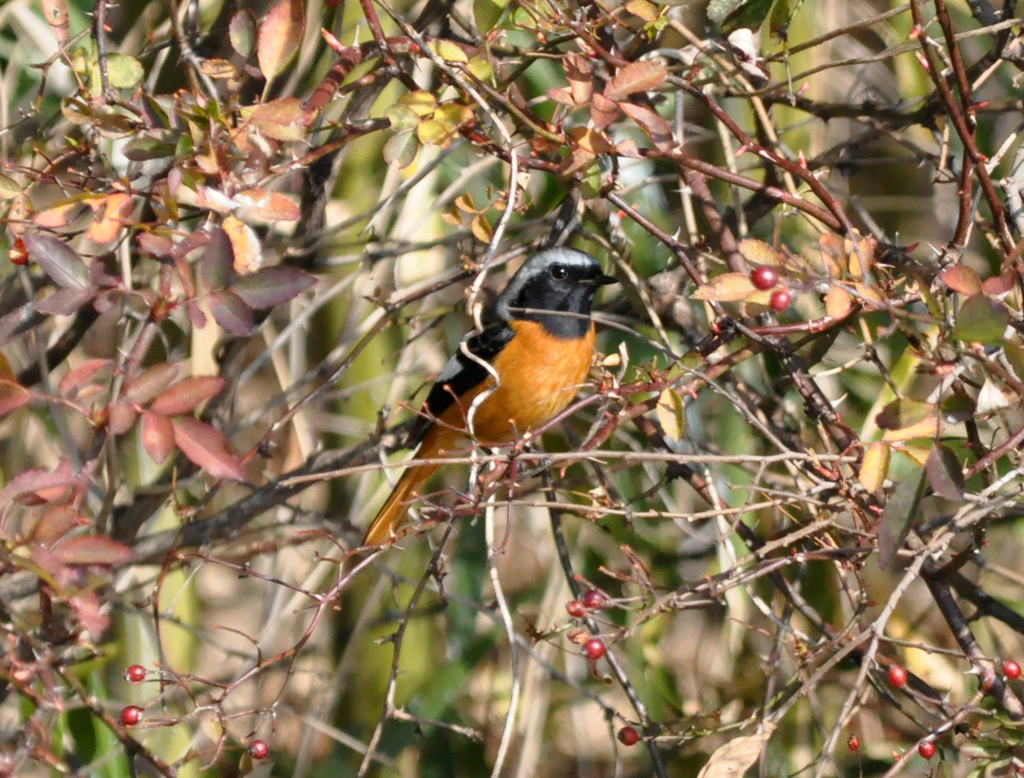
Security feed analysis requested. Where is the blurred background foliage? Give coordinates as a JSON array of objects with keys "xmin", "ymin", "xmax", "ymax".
[{"xmin": 3, "ymin": 0, "xmax": 1024, "ymax": 776}]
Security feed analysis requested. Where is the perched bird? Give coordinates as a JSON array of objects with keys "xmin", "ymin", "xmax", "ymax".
[{"xmin": 363, "ymin": 248, "xmax": 617, "ymax": 546}]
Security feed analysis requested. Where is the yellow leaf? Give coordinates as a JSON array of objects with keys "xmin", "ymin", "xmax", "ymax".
[
  {"xmin": 737, "ymin": 238, "xmax": 781, "ymax": 267},
  {"xmin": 428, "ymin": 39, "xmax": 469, "ymax": 63},
  {"xmin": 399, "ymin": 90, "xmax": 438, "ymax": 116},
  {"xmin": 881, "ymin": 416, "xmax": 943, "ymax": 443},
  {"xmin": 656, "ymin": 388, "xmax": 686, "ymax": 441},
  {"xmin": 859, "ymin": 442, "xmax": 890, "ymax": 492}
]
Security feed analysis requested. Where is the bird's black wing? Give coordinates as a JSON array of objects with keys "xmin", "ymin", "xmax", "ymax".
[{"xmin": 406, "ymin": 322, "xmax": 514, "ymax": 446}]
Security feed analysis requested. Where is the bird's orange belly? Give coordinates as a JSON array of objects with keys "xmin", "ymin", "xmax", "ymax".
[{"xmin": 435, "ymin": 320, "xmax": 596, "ymax": 447}]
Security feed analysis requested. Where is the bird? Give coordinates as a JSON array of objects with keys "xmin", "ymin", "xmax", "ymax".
[{"xmin": 363, "ymin": 247, "xmax": 617, "ymax": 546}]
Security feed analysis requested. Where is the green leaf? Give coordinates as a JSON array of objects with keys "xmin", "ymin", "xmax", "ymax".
[
  {"xmin": 709, "ymin": 0, "xmax": 776, "ymax": 33},
  {"xmin": 383, "ymin": 130, "xmax": 419, "ymax": 169},
  {"xmin": 104, "ymin": 54, "xmax": 144, "ymax": 89},
  {"xmin": 384, "ymin": 103, "xmax": 420, "ymax": 132},
  {"xmin": 0, "ymin": 172, "xmax": 20, "ymax": 199},
  {"xmin": 953, "ymin": 294, "xmax": 1009, "ymax": 345},
  {"xmin": 878, "ymin": 463, "xmax": 927, "ymax": 569},
  {"xmin": 230, "ymin": 9, "xmax": 258, "ymax": 58},
  {"xmin": 580, "ymin": 159, "xmax": 602, "ymax": 200},
  {"xmin": 474, "ymin": 0, "xmax": 509, "ymax": 33}
]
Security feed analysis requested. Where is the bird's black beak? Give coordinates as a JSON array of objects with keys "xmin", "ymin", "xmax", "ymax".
[{"xmin": 588, "ymin": 274, "xmax": 618, "ymax": 286}]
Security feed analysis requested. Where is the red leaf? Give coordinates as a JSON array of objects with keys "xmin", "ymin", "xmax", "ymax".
[
  {"xmin": 37, "ymin": 287, "xmax": 95, "ymax": 316},
  {"xmin": 210, "ymin": 289, "xmax": 255, "ymax": 335},
  {"xmin": 108, "ymin": 401, "xmax": 139, "ymax": 435},
  {"xmin": 171, "ymin": 416, "xmax": 245, "ymax": 481},
  {"xmin": 604, "ymin": 60, "xmax": 667, "ymax": 101},
  {"xmin": 232, "ymin": 266, "xmax": 316, "ymax": 309},
  {"xmin": 200, "ymin": 228, "xmax": 234, "ymax": 290},
  {"xmin": 141, "ymin": 411, "xmax": 175, "ymax": 464},
  {"xmin": 23, "ymin": 234, "xmax": 92, "ymax": 291},
  {"xmin": 53, "ymin": 535, "xmax": 132, "ymax": 566},
  {"xmin": 149, "ymin": 376, "xmax": 225, "ymax": 416},
  {"xmin": 925, "ymin": 444, "xmax": 965, "ymax": 501},
  {"xmin": 983, "ymin": 269, "xmax": 1016, "ymax": 296},
  {"xmin": 258, "ymin": 0, "xmax": 305, "ymax": 81},
  {"xmin": 0, "ymin": 462, "xmax": 77, "ymax": 507},
  {"xmin": 939, "ymin": 266, "xmax": 982, "ymax": 295},
  {"xmin": 35, "ymin": 504, "xmax": 86, "ymax": 544},
  {"xmin": 125, "ymin": 362, "xmax": 180, "ymax": 405},
  {"xmin": 137, "ymin": 232, "xmax": 174, "ymax": 258},
  {"xmin": 59, "ymin": 358, "xmax": 114, "ymax": 398}
]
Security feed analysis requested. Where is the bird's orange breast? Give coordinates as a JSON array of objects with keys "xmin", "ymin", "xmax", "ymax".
[{"xmin": 433, "ymin": 320, "xmax": 596, "ymax": 447}]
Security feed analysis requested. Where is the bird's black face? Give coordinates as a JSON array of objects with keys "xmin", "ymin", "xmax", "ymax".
[{"xmin": 497, "ymin": 248, "xmax": 616, "ymax": 339}]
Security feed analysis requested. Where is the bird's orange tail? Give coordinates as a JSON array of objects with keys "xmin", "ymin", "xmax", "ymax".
[{"xmin": 363, "ymin": 460, "xmax": 442, "ymax": 546}]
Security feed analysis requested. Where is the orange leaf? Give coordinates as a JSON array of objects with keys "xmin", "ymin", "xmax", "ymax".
[
  {"xmin": 223, "ymin": 215, "xmax": 263, "ymax": 274},
  {"xmin": 86, "ymin": 192, "xmax": 133, "ymax": 244},
  {"xmin": 692, "ymin": 273, "xmax": 757, "ymax": 302},
  {"xmin": 619, "ymin": 102, "xmax": 672, "ymax": 147},
  {"xmin": 32, "ymin": 200, "xmax": 80, "ymax": 228},
  {"xmin": 824, "ymin": 287, "xmax": 852, "ymax": 319},
  {"xmin": 53, "ymin": 535, "xmax": 132, "ymax": 566},
  {"xmin": 564, "ymin": 53, "xmax": 592, "ymax": 106},
  {"xmin": 939, "ymin": 266, "xmax": 982, "ymax": 296},
  {"xmin": 605, "ymin": 61, "xmax": 667, "ymax": 101},
  {"xmin": 258, "ymin": 0, "xmax": 305, "ymax": 81},
  {"xmin": 0, "ymin": 380, "xmax": 30, "ymax": 419},
  {"xmin": 41, "ymin": 0, "xmax": 69, "ymax": 43},
  {"xmin": 233, "ymin": 189, "xmax": 300, "ymax": 222}
]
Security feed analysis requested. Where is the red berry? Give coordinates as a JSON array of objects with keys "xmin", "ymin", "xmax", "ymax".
[
  {"xmin": 918, "ymin": 741, "xmax": 936, "ymax": 760},
  {"xmin": 120, "ymin": 705, "xmax": 143, "ymax": 726},
  {"xmin": 888, "ymin": 664, "xmax": 908, "ymax": 688},
  {"xmin": 124, "ymin": 665, "xmax": 147, "ymax": 684},
  {"xmin": 583, "ymin": 638, "xmax": 606, "ymax": 660},
  {"xmin": 566, "ymin": 600, "xmax": 586, "ymax": 618},
  {"xmin": 617, "ymin": 726, "xmax": 640, "ymax": 746},
  {"xmin": 249, "ymin": 740, "xmax": 270, "ymax": 759},
  {"xmin": 1004, "ymin": 660, "xmax": 1021, "ymax": 680},
  {"xmin": 9, "ymin": 239, "xmax": 27, "ymax": 266},
  {"xmin": 847, "ymin": 735, "xmax": 859, "ymax": 752},
  {"xmin": 581, "ymin": 589, "xmax": 609, "ymax": 610},
  {"xmin": 770, "ymin": 288, "xmax": 791, "ymax": 312},
  {"xmin": 751, "ymin": 266, "xmax": 778, "ymax": 291}
]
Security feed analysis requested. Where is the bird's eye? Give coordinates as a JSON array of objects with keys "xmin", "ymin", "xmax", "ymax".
[{"xmin": 549, "ymin": 264, "xmax": 568, "ymax": 280}]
